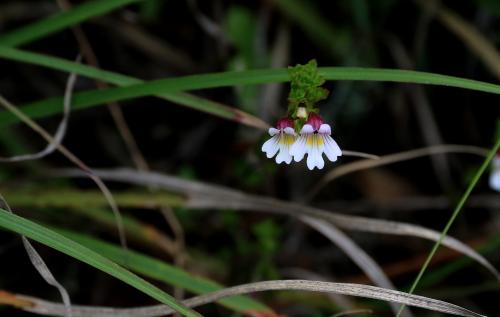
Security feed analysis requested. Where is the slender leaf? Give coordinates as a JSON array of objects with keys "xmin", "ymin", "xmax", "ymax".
[
  {"xmin": 57, "ymin": 168, "xmax": 500, "ymax": 281},
  {"xmin": 418, "ymin": 235, "xmax": 500, "ymax": 289},
  {"xmin": 1, "ymin": 64, "xmax": 500, "ymax": 127},
  {"xmin": 301, "ymin": 216, "xmax": 412, "ymax": 317},
  {"xmin": 0, "ymin": 0, "xmax": 141, "ymax": 47},
  {"xmin": 0, "ymin": 59, "xmax": 78, "ymax": 162},
  {"xmin": 8, "ymin": 280, "xmax": 487, "ymax": 317},
  {"xmin": 56, "ymin": 228, "xmax": 274, "ymax": 316},
  {"xmin": 1, "ymin": 187, "xmax": 184, "ymax": 209},
  {"xmin": 0, "ymin": 209, "xmax": 202, "ymax": 317},
  {"xmin": 0, "ymin": 46, "xmax": 268, "ymax": 129},
  {"xmin": 397, "ymin": 136, "xmax": 500, "ymax": 316},
  {"xmin": 2, "ymin": 48, "xmax": 500, "ymax": 127}
]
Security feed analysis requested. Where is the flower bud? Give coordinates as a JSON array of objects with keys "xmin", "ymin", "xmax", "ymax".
[{"xmin": 297, "ymin": 107, "xmax": 307, "ymax": 119}]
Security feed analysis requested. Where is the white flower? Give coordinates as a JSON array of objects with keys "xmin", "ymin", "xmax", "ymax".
[
  {"xmin": 290, "ymin": 114, "xmax": 342, "ymax": 170},
  {"xmin": 261, "ymin": 118, "xmax": 296, "ymax": 164},
  {"xmin": 489, "ymin": 155, "xmax": 500, "ymax": 192}
]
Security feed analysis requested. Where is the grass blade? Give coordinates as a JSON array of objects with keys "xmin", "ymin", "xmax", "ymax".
[
  {"xmin": 6, "ymin": 280, "xmax": 487, "ymax": 317},
  {"xmin": 57, "ymin": 168, "xmax": 500, "ymax": 281},
  {"xmin": 301, "ymin": 216, "xmax": 412, "ymax": 317},
  {"xmin": 312, "ymin": 145, "xmax": 489, "ymax": 195},
  {"xmin": 0, "ymin": 46, "xmax": 268, "ymax": 129},
  {"xmin": 0, "ymin": 195, "xmax": 72, "ymax": 317},
  {"xmin": 397, "ymin": 137, "xmax": 500, "ymax": 316},
  {"xmin": 0, "ymin": 57, "xmax": 78, "ymax": 162},
  {"xmin": 0, "ymin": 209, "xmax": 202, "ymax": 317},
  {"xmin": 0, "ymin": 94, "xmax": 129, "ymax": 268},
  {"xmin": 0, "ymin": 0, "xmax": 140, "ymax": 47},
  {"xmin": 56, "ymin": 228, "xmax": 275, "ymax": 316},
  {"xmin": 7, "ymin": 67, "xmax": 500, "ymax": 126},
  {"xmin": 418, "ymin": 235, "xmax": 500, "ymax": 289},
  {"xmin": 0, "ymin": 187, "xmax": 184, "ymax": 209},
  {"xmin": 2, "ymin": 47, "xmax": 500, "ymax": 127}
]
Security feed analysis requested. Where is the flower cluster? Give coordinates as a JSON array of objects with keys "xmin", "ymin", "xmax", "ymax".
[{"xmin": 262, "ymin": 113, "xmax": 342, "ymax": 170}]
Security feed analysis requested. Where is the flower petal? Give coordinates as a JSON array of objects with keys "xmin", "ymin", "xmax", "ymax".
[
  {"xmin": 300, "ymin": 124, "xmax": 314, "ymax": 134},
  {"xmin": 261, "ymin": 136, "xmax": 279, "ymax": 158},
  {"xmin": 306, "ymin": 146, "xmax": 324, "ymax": 170},
  {"xmin": 318, "ymin": 123, "xmax": 331, "ymax": 135},
  {"xmin": 283, "ymin": 127, "xmax": 296, "ymax": 135},
  {"xmin": 493, "ymin": 156, "xmax": 500, "ymax": 168},
  {"xmin": 306, "ymin": 152, "xmax": 316, "ymax": 170},
  {"xmin": 268, "ymin": 127, "xmax": 279, "ymax": 136},
  {"xmin": 323, "ymin": 135, "xmax": 342, "ymax": 162},
  {"xmin": 276, "ymin": 148, "xmax": 292, "ymax": 164},
  {"xmin": 490, "ymin": 170, "xmax": 500, "ymax": 192},
  {"xmin": 290, "ymin": 137, "xmax": 307, "ymax": 162}
]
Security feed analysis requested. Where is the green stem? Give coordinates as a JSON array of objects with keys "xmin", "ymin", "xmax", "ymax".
[{"xmin": 396, "ymin": 136, "xmax": 500, "ymax": 316}]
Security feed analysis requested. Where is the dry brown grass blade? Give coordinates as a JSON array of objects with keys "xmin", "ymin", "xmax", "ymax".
[
  {"xmin": 0, "ymin": 95, "xmax": 128, "ymax": 255},
  {"xmin": 332, "ymin": 308, "xmax": 373, "ymax": 317},
  {"xmin": 0, "ymin": 196, "xmax": 72, "ymax": 317},
  {"xmin": 56, "ymin": 2, "xmax": 188, "ymax": 299},
  {"xmin": 280, "ymin": 268, "xmax": 355, "ymax": 311},
  {"xmin": 342, "ymin": 151, "xmax": 380, "ymax": 160},
  {"xmin": 0, "ymin": 57, "xmax": 78, "ymax": 162},
  {"xmin": 310, "ymin": 144, "xmax": 489, "ymax": 197},
  {"xmin": 0, "ymin": 66, "xmax": 79, "ymax": 316},
  {"xmin": 301, "ymin": 217, "xmax": 412, "ymax": 317},
  {"xmin": 57, "ymin": 0, "xmax": 148, "ymax": 171},
  {"xmin": 57, "ymin": 168, "xmax": 500, "ymax": 281},
  {"xmin": 8, "ymin": 280, "xmax": 486, "ymax": 317}
]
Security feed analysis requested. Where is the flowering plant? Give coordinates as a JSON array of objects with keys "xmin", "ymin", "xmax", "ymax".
[{"xmin": 262, "ymin": 60, "xmax": 342, "ymax": 170}]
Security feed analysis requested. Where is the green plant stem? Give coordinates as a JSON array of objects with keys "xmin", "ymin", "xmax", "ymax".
[{"xmin": 396, "ymin": 136, "xmax": 500, "ymax": 316}]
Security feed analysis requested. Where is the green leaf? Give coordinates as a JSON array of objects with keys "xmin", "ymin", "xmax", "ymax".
[
  {"xmin": 0, "ymin": 46, "xmax": 268, "ymax": 129},
  {"xmin": 2, "ymin": 47, "xmax": 500, "ymax": 127},
  {"xmin": 0, "ymin": 209, "xmax": 202, "ymax": 317},
  {"xmin": 0, "ymin": 0, "xmax": 141, "ymax": 47},
  {"xmin": 287, "ymin": 59, "xmax": 329, "ymax": 113},
  {"xmin": 56, "ymin": 227, "xmax": 274, "ymax": 315}
]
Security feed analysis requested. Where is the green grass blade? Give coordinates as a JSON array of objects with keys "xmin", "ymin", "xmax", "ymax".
[
  {"xmin": 0, "ymin": 209, "xmax": 202, "ymax": 317},
  {"xmin": 0, "ymin": 0, "xmax": 140, "ymax": 47},
  {"xmin": 0, "ymin": 46, "xmax": 268, "ymax": 129},
  {"xmin": 55, "ymin": 227, "xmax": 274, "ymax": 315},
  {"xmin": 396, "ymin": 136, "xmax": 500, "ymax": 316},
  {"xmin": 2, "ymin": 48, "xmax": 500, "ymax": 127},
  {"xmin": 2, "ymin": 187, "xmax": 185, "ymax": 209}
]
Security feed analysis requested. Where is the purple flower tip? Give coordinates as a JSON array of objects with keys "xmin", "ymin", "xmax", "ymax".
[
  {"xmin": 306, "ymin": 113, "xmax": 324, "ymax": 131},
  {"xmin": 276, "ymin": 117, "xmax": 294, "ymax": 130}
]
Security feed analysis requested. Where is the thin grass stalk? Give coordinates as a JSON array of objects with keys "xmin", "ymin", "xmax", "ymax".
[{"xmin": 396, "ymin": 137, "xmax": 500, "ymax": 316}]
